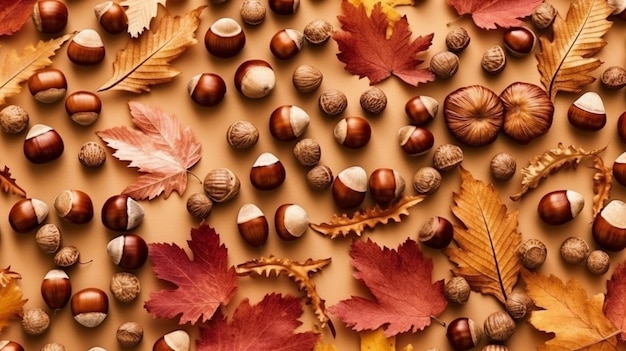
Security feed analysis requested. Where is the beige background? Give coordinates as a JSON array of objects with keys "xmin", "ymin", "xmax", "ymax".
[{"xmin": 1, "ymin": 0, "xmax": 626, "ymax": 349}]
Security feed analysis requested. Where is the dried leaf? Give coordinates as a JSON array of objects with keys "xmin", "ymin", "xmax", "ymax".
[
  {"xmin": 536, "ymin": 0, "xmax": 613, "ymax": 100},
  {"xmin": 310, "ymin": 196, "xmax": 425, "ymax": 238},
  {"xmin": 444, "ymin": 167, "xmax": 521, "ymax": 304},
  {"xmin": 97, "ymin": 101, "xmax": 202, "ymax": 200},
  {"xmin": 604, "ymin": 262, "xmax": 626, "ymax": 342},
  {"xmin": 523, "ymin": 270, "xmax": 620, "ymax": 350},
  {"xmin": 592, "ymin": 155, "xmax": 612, "ymax": 218},
  {"xmin": 360, "ymin": 328, "xmax": 396, "ymax": 351},
  {"xmin": 349, "ymin": 0, "xmax": 414, "ymax": 35},
  {"xmin": 236, "ymin": 256, "xmax": 333, "ymax": 333},
  {"xmin": 0, "ymin": 267, "xmax": 26, "ymax": 334},
  {"xmin": 0, "ymin": 0, "xmax": 37, "ymax": 36},
  {"xmin": 0, "ymin": 164, "xmax": 26, "ymax": 197},
  {"xmin": 98, "ymin": 6, "xmax": 205, "ymax": 93},
  {"xmin": 0, "ymin": 34, "xmax": 72, "ymax": 105},
  {"xmin": 314, "ymin": 342, "xmax": 339, "ymax": 351},
  {"xmin": 332, "ymin": 1, "xmax": 434, "ymax": 86},
  {"xmin": 121, "ymin": 0, "xmax": 167, "ymax": 38},
  {"xmin": 510, "ymin": 143, "xmax": 606, "ymax": 201},
  {"xmin": 446, "ymin": 0, "xmax": 542, "ymax": 30},
  {"xmin": 0, "ymin": 266, "xmax": 21, "ymax": 288}
]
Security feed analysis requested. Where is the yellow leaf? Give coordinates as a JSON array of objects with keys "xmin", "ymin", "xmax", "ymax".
[
  {"xmin": 349, "ymin": 0, "xmax": 413, "ymax": 36},
  {"xmin": 0, "ymin": 34, "xmax": 71, "ymax": 106},
  {"xmin": 444, "ymin": 167, "xmax": 522, "ymax": 304},
  {"xmin": 522, "ymin": 270, "xmax": 620, "ymax": 350},
  {"xmin": 314, "ymin": 342, "xmax": 339, "ymax": 351},
  {"xmin": 0, "ymin": 267, "xmax": 27, "ymax": 334},
  {"xmin": 121, "ymin": 0, "xmax": 167, "ymax": 38},
  {"xmin": 98, "ymin": 6, "xmax": 205, "ymax": 93},
  {"xmin": 360, "ymin": 328, "xmax": 395, "ymax": 351},
  {"xmin": 592, "ymin": 156, "xmax": 612, "ymax": 218},
  {"xmin": 536, "ymin": 0, "xmax": 613, "ymax": 100}
]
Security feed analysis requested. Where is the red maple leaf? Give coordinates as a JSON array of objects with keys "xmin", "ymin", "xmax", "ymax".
[
  {"xmin": 328, "ymin": 238, "xmax": 447, "ymax": 337},
  {"xmin": 332, "ymin": 1, "xmax": 434, "ymax": 87},
  {"xmin": 446, "ymin": 0, "xmax": 543, "ymax": 30},
  {"xmin": 144, "ymin": 225, "xmax": 237, "ymax": 325},
  {"xmin": 604, "ymin": 262, "xmax": 626, "ymax": 341},
  {"xmin": 0, "ymin": 0, "xmax": 37, "ymax": 36},
  {"xmin": 97, "ymin": 101, "xmax": 202, "ymax": 200},
  {"xmin": 197, "ymin": 293, "xmax": 319, "ymax": 351}
]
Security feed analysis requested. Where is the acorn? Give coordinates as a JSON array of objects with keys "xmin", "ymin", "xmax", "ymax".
[
  {"xmin": 64, "ymin": 91, "xmax": 102, "ymax": 126},
  {"xmin": 269, "ymin": 105, "xmax": 310, "ymax": 141},
  {"xmin": 67, "ymin": 29, "xmax": 106, "ymax": 65},
  {"xmin": 446, "ymin": 317, "xmax": 483, "ymax": 351},
  {"xmin": 592, "ymin": 200, "xmax": 626, "ymax": 251},
  {"xmin": 101, "ymin": 194, "xmax": 145, "ymax": 231},
  {"xmin": 333, "ymin": 116, "xmax": 371, "ymax": 149},
  {"xmin": 70, "ymin": 287, "xmax": 109, "ymax": 328},
  {"xmin": 368, "ymin": 168, "xmax": 405, "ymax": 204},
  {"xmin": 249, "ymin": 152, "xmax": 286, "ymax": 190},
  {"xmin": 567, "ymin": 92, "xmax": 606, "ymax": 131},
  {"xmin": 41, "ymin": 269, "xmax": 72, "ymax": 310},
  {"xmin": 332, "ymin": 166, "xmax": 367, "ymax": 208},
  {"xmin": 234, "ymin": 60, "xmax": 275, "ymax": 98},
  {"xmin": 237, "ymin": 204, "xmax": 269, "ymax": 247},
  {"xmin": 107, "ymin": 234, "xmax": 149, "ymax": 269},
  {"xmin": 23, "ymin": 124, "xmax": 64, "ymax": 164},
  {"xmin": 153, "ymin": 330, "xmax": 190, "ymax": 351},
  {"xmin": 53, "ymin": 189, "xmax": 94, "ymax": 224},
  {"xmin": 8, "ymin": 198, "xmax": 48, "ymax": 233},
  {"xmin": 274, "ymin": 203, "xmax": 309, "ymax": 240},
  {"xmin": 28, "ymin": 68, "xmax": 67, "ymax": 103},
  {"xmin": 418, "ymin": 216, "xmax": 454, "ymax": 249},
  {"xmin": 94, "ymin": 1, "xmax": 128, "ymax": 34},
  {"xmin": 537, "ymin": 190, "xmax": 584, "ymax": 225},
  {"xmin": 204, "ymin": 18, "xmax": 246, "ymax": 58},
  {"xmin": 32, "ymin": 0, "xmax": 68, "ymax": 34},
  {"xmin": 187, "ymin": 73, "xmax": 227, "ymax": 107}
]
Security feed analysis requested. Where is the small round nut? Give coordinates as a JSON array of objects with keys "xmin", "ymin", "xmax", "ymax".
[
  {"xmin": 78, "ymin": 141, "xmax": 106, "ymax": 168},
  {"xmin": 293, "ymin": 138, "xmax": 321, "ymax": 166},
  {"xmin": 35, "ymin": 223, "xmax": 61, "ymax": 254},
  {"xmin": 445, "ymin": 27, "xmax": 470, "ymax": 53},
  {"xmin": 430, "ymin": 51, "xmax": 459, "ymax": 79},
  {"xmin": 519, "ymin": 238, "xmax": 547, "ymax": 270},
  {"xmin": 505, "ymin": 291, "xmax": 533, "ymax": 320},
  {"xmin": 531, "ymin": 3, "xmax": 557, "ymax": 29},
  {"xmin": 490, "ymin": 152, "xmax": 516, "ymax": 181},
  {"xmin": 53, "ymin": 246, "xmax": 80, "ymax": 267},
  {"xmin": 303, "ymin": 19, "xmax": 333, "ymax": 44},
  {"xmin": 433, "ymin": 144, "xmax": 463, "ymax": 172},
  {"xmin": 186, "ymin": 193, "xmax": 213, "ymax": 219},
  {"xmin": 0, "ymin": 105, "xmax": 29, "ymax": 134},
  {"xmin": 483, "ymin": 311, "xmax": 515, "ymax": 341},
  {"xmin": 481, "ymin": 45, "xmax": 506, "ymax": 74},
  {"xmin": 117, "ymin": 321, "xmax": 144, "ymax": 347},
  {"xmin": 110, "ymin": 272, "xmax": 141, "ymax": 303},
  {"xmin": 560, "ymin": 236, "xmax": 590, "ymax": 264},
  {"xmin": 226, "ymin": 121, "xmax": 259, "ymax": 149},
  {"xmin": 292, "ymin": 64, "xmax": 323, "ymax": 93},
  {"xmin": 42, "ymin": 343, "xmax": 67, "ymax": 351},
  {"xmin": 240, "ymin": 0, "xmax": 266, "ymax": 25},
  {"xmin": 359, "ymin": 87, "xmax": 387, "ymax": 114},
  {"xmin": 444, "ymin": 276, "xmax": 470, "ymax": 304},
  {"xmin": 586, "ymin": 249, "xmax": 610, "ymax": 275},
  {"xmin": 600, "ymin": 66, "xmax": 626, "ymax": 90},
  {"xmin": 22, "ymin": 308, "xmax": 50, "ymax": 335},
  {"xmin": 413, "ymin": 167, "xmax": 441, "ymax": 195},
  {"xmin": 306, "ymin": 164, "xmax": 333, "ymax": 190},
  {"xmin": 319, "ymin": 89, "xmax": 348, "ymax": 116},
  {"xmin": 203, "ymin": 168, "xmax": 240, "ymax": 202}
]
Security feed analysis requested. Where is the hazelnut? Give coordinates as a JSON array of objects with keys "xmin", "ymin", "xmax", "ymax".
[
  {"xmin": 531, "ymin": 3, "xmax": 557, "ymax": 29},
  {"xmin": 234, "ymin": 60, "xmax": 275, "ymax": 98},
  {"xmin": 444, "ymin": 276, "xmax": 470, "ymax": 304},
  {"xmin": 67, "ymin": 29, "xmax": 106, "ymax": 65},
  {"xmin": 483, "ymin": 311, "xmax": 515, "ymax": 341},
  {"xmin": 41, "ymin": 269, "xmax": 71, "ymax": 310},
  {"xmin": 250, "ymin": 152, "xmax": 286, "ymax": 190},
  {"xmin": 446, "ymin": 317, "xmax": 482, "ymax": 351},
  {"xmin": 8, "ymin": 198, "xmax": 48, "ymax": 233},
  {"xmin": 306, "ymin": 164, "xmax": 334, "ymax": 190},
  {"xmin": 292, "ymin": 64, "xmax": 323, "ymax": 93},
  {"xmin": 226, "ymin": 120, "xmax": 259, "ymax": 149},
  {"xmin": 237, "ymin": 204, "xmax": 269, "ymax": 247},
  {"xmin": 203, "ymin": 168, "xmax": 240, "ymax": 202},
  {"xmin": 334, "ymin": 116, "xmax": 371, "ymax": 149},
  {"xmin": 28, "ymin": 68, "xmax": 67, "ymax": 103},
  {"xmin": 268, "ymin": 0, "xmax": 299, "ymax": 15},
  {"xmin": 592, "ymin": 199, "xmax": 626, "ymax": 251},
  {"xmin": 445, "ymin": 27, "xmax": 470, "ymax": 53},
  {"xmin": 204, "ymin": 18, "xmax": 246, "ymax": 58},
  {"xmin": 398, "ymin": 126, "xmax": 435, "ymax": 156},
  {"xmin": 560, "ymin": 236, "xmax": 590, "ymax": 264},
  {"xmin": 116, "ymin": 321, "xmax": 143, "ymax": 347},
  {"xmin": 368, "ymin": 168, "xmax": 405, "ymax": 204},
  {"xmin": 78, "ymin": 141, "xmax": 106, "ymax": 167},
  {"xmin": 32, "ymin": 0, "xmax": 68, "ymax": 34},
  {"xmin": 537, "ymin": 189, "xmax": 584, "ymax": 225},
  {"xmin": 21, "ymin": 308, "xmax": 50, "ymax": 335},
  {"xmin": 332, "ymin": 166, "xmax": 367, "ymax": 208},
  {"xmin": 613, "ymin": 152, "xmax": 626, "ymax": 186},
  {"xmin": 319, "ymin": 89, "xmax": 348, "ymax": 116},
  {"xmin": 153, "ymin": 330, "xmax": 190, "ymax": 351},
  {"xmin": 101, "ymin": 194, "xmax": 145, "ymax": 231},
  {"xmin": 293, "ymin": 138, "xmax": 321, "ymax": 166},
  {"xmin": 54, "ymin": 189, "xmax": 94, "ymax": 224},
  {"xmin": 0, "ymin": 341, "xmax": 24, "ymax": 351},
  {"xmin": 240, "ymin": 0, "xmax": 266, "ymax": 25},
  {"xmin": 275, "ymin": 203, "xmax": 309, "ymax": 240},
  {"xmin": 413, "ymin": 166, "xmax": 441, "ymax": 195},
  {"xmin": 433, "ymin": 144, "xmax": 463, "ymax": 172},
  {"xmin": 107, "ymin": 234, "xmax": 149, "ymax": 269},
  {"xmin": 303, "ymin": 19, "xmax": 333, "ymax": 44},
  {"xmin": 65, "ymin": 91, "xmax": 102, "ymax": 126},
  {"xmin": 586, "ymin": 249, "xmax": 610, "ymax": 275},
  {"xmin": 53, "ymin": 246, "xmax": 80, "ymax": 267},
  {"xmin": 481, "ymin": 45, "xmax": 506, "ymax": 74},
  {"xmin": 444, "ymin": 85, "xmax": 504, "ymax": 147},
  {"xmin": 600, "ymin": 66, "xmax": 626, "ymax": 90},
  {"xmin": 499, "ymin": 82, "xmax": 554, "ymax": 144},
  {"xmin": 269, "ymin": 29, "xmax": 304, "ymax": 60},
  {"xmin": 519, "ymin": 238, "xmax": 547, "ymax": 270},
  {"xmin": 568, "ymin": 92, "xmax": 606, "ymax": 131},
  {"xmin": 23, "ymin": 124, "xmax": 64, "ymax": 164},
  {"xmin": 430, "ymin": 51, "xmax": 459, "ymax": 79},
  {"xmin": 489, "ymin": 152, "xmax": 516, "ymax": 181},
  {"xmin": 505, "ymin": 291, "xmax": 533, "ymax": 320},
  {"xmin": 35, "ymin": 223, "xmax": 62, "ymax": 254},
  {"xmin": 0, "ymin": 105, "xmax": 29, "ymax": 134},
  {"xmin": 269, "ymin": 105, "xmax": 310, "ymax": 141},
  {"xmin": 419, "ymin": 216, "xmax": 454, "ymax": 249},
  {"xmin": 187, "ymin": 73, "xmax": 227, "ymax": 107},
  {"xmin": 405, "ymin": 95, "xmax": 438, "ymax": 125},
  {"xmin": 94, "ymin": 1, "xmax": 128, "ymax": 34},
  {"xmin": 42, "ymin": 343, "xmax": 67, "ymax": 351},
  {"xmin": 359, "ymin": 87, "xmax": 387, "ymax": 114},
  {"xmin": 110, "ymin": 272, "xmax": 141, "ymax": 303},
  {"xmin": 186, "ymin": 193, "xmax": 213, "ymax": 219},
  {"xmin": 503, "ymin": 27, "xmax": 536, "ymax": 56},
  {"xmin": 70, "ymin": 287, "xmax": 109, "ymax": 327}
]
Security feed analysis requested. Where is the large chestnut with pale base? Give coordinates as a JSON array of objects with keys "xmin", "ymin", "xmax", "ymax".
[
  {"xmin": 592, "ymin": 200, "xmax": 626, "ymax": 251},
  {"xmin": 101, "ymin": 194, "xmax": 145, "ymax": 231},
  {"xmin": 537, "ymin": 190, "xmax": 584, "ymax": 225},
  {"xmin": 153, "ymin": 330, "xmax": 190, "ymax": 351},
  {"xmin": 332, "ymin": 166, "xmax": 367, "ymax": 208},
  {"xmin": 70, "ymin": 287, "xmax": 109, "ymax": 328}
]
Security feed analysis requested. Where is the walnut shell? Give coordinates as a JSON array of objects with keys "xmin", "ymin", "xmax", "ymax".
[
  {"xmin": 203, "ymin": 168, "xmax": 241, "ymax": 202},
  {"xmin": 432, "ymin": 144, "xmax": 463, "ymax": 172},
  {"xmin": 292, "ymin": 64, "xmax": 323, "ymax": 93},
  {"xmin": 499, "ymin": 82, "xmax": 553, "ymax": 144}
]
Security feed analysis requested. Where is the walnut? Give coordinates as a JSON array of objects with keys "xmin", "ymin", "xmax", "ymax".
[
  {"xmin": 117, "ymin": 321, "xmax": 144, "ymax": 347},
  {"xmin": 490, "ymin": 152, "xmax": 516, "ymax": 181},
  {"xmin": 0, "ymin": 105, "xmax": 29, "ymax": 134},
  {"xmin": 519, "ymin": 238, "xmax": 546, "ymax": 270},
  {"xmin": 483, "ymin": 310, "xmax": 515, "ymax": 341},
  {"xmin": 481, "ymin": 45, "xmax": 506, "ymax": 74},
  {"xmin": 292, "ymin": 64, "xmax": 323, "ymax": 93},
  {"xmin": 359, "ymin": 87, "xmax": 387, "ymax": 114},
  {"xmin": 506, "ymin": 291, "xmax": 533, "ymax": 320},
  {"xmin": 226, "ymin": 120, "xmax": 259, "ymax": 149},
  {"xmin": 560, "ymin": 236, "xmax": 590, "ymax": 264},
  {"xmin": 293, "ymin": 138, "xmax": 321, "ymax": 166},
  {"xmin": 413, "ymin": 166, "xmax": 442, "ymax": 194},
  {"xmin": 432, "ymin": 144, "xmax": 463, "ymax": 172},
  {"xmin": 444, "ymin": 276, "xmax": 470, "ymax": 304},
  {"xmin": 35, "ymin": 223, "xmax": 62, "ymax": 254},
  {"xmin": 430, "ymin": 51, "xmax": 459, "ymax": 79},
  {"xmin": 483, "ymin": 345, "xmax": 510, "ymax": 351},
  {"xmin": 110, "ymin": 272, "xmax": 141, "ymax": 303},
  {"xmin": 203, "ymin": 168, "xmax": 241, "ymax": 202},
  {"xmin": 600, "ymin": 66, "xmax": 626, "ymax": 90},
  {"xmin": 445, "ymin": 27, "xmax": 470, "ymax": 53},
  {"xmin": 319, "ymin": 89, "xmax": 347, "ymax": 116},
  {"xmin": 586, "ymin": 249, "xmax": 610, "ymax": 275},
  {"xmin": 306, "ymin": 164, "xmax": 333, "ymax": 190},
  {"xmin": 78, "ymin": 141, "xmax": 106, "ymax": 168},
  {"xmin": 239, "ymin": 0, "xmax": 265, "ymax": 25},
  {"xmin": 53, "ymin": 246, "xmax": 80, "ymax": 267},
  {"xmin": 186, "ymin": 193, "xmax": 213, "ymax": 219},
  {"xmin": 303, "ymin": 19, "xmax": 333, "ymax": 44},
  {"xmin": 42, "ymin": 343, "xmax": 67, "ymax": 351},
  {"xmin": 22, "ymin": 308, "xmax": 50, "ymax": 335},
  {"xmin": 532, "ymin": 3, "xmax": 557, "ymax": 29}
]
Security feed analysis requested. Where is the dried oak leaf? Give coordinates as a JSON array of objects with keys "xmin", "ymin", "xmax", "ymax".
[
  {"xmin": 446, "ymin": 0, "xmax": 542, "ymax": 30},
  {"xmin": 523, "ymin": 270, "xmax": 620, "ymax": 350},
  {"xmin": 592, "ymin": 155, "xmax": 612, "ymax": 218},
  {"xmin": 0, "ymin": 267, "xmax": 27, "ymax": 334},
  {"xmin": 236, "ymin": 256, "xmax": 333, "ymax": 333},
  {"xmin": 510, "ymin": 143, "xmax": 605, "ymax": 201},
  {"xmin": 144, "ymin": 224, "xmax": 237, "ymax": 324},
  {"xmin": 97, "ymin": 101, "xmax": 201, "ymax": 200},
  {"xmin": 328, "ymin": 238, "xmax": 447, "ymax": 338},
  {"xmin": 0, "ymin": 0, "xmax": 37, "ymax": 36},
  {"xmin": 444, "ymin": 167, "xmax": 521, "ymax": 305},
  {"xmin": 332, "ymin": 1, "xmax": 434, "ymax": 86},
  {"xmin": 604, "ymin": 262, "xmax": 626, "ymax": 342},
  {"xmin": 121, "ymin": 0, "xmax": 167, "ymax": 38},
  {"xmin": 536, "ymin": 0, "xmax": 613, "ymax": 101},
  {"xmin": 310, "ymin": 195, "xmax": 425, "ymax": 238},
  {"xmin": 349, "ymin": 0, "xmax": 414, "ymax": 36},
  {"xmin": 98, "ymin": 6, "xmax": 205, "ymax": 93},
  {"xmin": 0, "ymin": 34, "xmax": 71, "ymax": 105},
  {"xmin": 0, "ymin": 164, "xmax": 26, "ymax": 197},
  {"xmin": 197, "ymin": 294, "xmax": 319, "ymax": 351}
]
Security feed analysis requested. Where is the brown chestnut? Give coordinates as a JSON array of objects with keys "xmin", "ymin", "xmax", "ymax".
[
  {"xmin": 41, "ymin": 269, "xmax": 71, "ymax": 310},
  {"xmin": 418, "ymin": 216, "xmax": 454, "ymax": 249},
  {"xmin": 617, "ymin": 111, "xmax": 626, "ymax": 143},
  {"xmin": 503, "ymin": 27, "xmax": 536, "ymax": 56},
  {"xmin": 101, "ymin": 194, "xmax": 145, "ymax": 231},
  {"xmin": 23, "ymin": 124, "xmax": 64, "ymax": 163},
  {"xmin": 405, "ymin": 96, "xmax": 438, "ymax": 125},
  {"xmin": 249, "ymin": 152, "xmax": 286, "ymax": 190},
  {"xmin": 204, "ymin": 18, "xmax": 246, "ymax": 58},
  {"xmin": 70, "ymin": 287, "xmax": 109, "ymax": 328},
  {"xmin": 65, "ymin": 91, "xmax": 102, "ymax": 126},
  {"xmin": 268, "ymin": 0, "xmax": 299, "ymax": 15},
  {"xmin": 269, "ymin": 105, "xmax": 310, "ymax": 141},
  {"xmin": 0, "ymin": 341, "xmax": 24, "ymax": 351},
  {"xmin": 592, "ymin": 200, "xmax": 626, "ymax": 251},
  {"xmin": 94, "ymin": 1, "xmax": 128, "ymax": 34},
  {"xmin": 269, "ymin": 29, "xmax": 304, "ymax": 60},
  {"xmin": 32, "ymin": 0, "xmax": 68, "ymax": 34},
  {"xmin": 537, "ymin": 190, "xmax": 584, "ymax": 225},
  {"xmin": 187, "ymin": 73, "xmax": 226, "ymax": 107},
  {"xmin": 446, "ymin": 317, "xmax": 483, "ymax": 351},
  {"xmin": 53, "ymin": 189, "xmax": 94, "ymax": 224},
  {"xmin": 107, "ymin": 234, "xmax": 149, "ymax": 269},
  {"xmin": 234, "ymin": 59, "xmax": 275, "ymax": 98},
  {"xmin": 568, "ymin": 92, "xmax": 606, "ymax": 131},
  {"xmin": 613, "ymin": 152, "xmax": 626, "ymax": 186},
  {"xmin": 28, "ymin": 68, "xmax": 67, "ymax": 103},
  {"xmin": 153, "ymin": 330, "xmax": 190, "ymax": 351},
  {"xmin": 237, "ymin": 204, "xmax": 269, "ymax": 247},
  {"xmin": 67, "ymin": 29, "xmax": 106, "ymax": 65},
  {"xmin": 274, "ymin": 203, "xmax": 309, "ymax": 240},
  {"xmin": 334, "ymin": 116, "xmax": 371, "ymax": 149},
  {"xmin": 368, "ymin": 168, "xmax": 405, "ymax": 204},
  {"xmin": 332, "ymin": 166, "xmax": 367, "ymax": 208},
  {"xmin": 397, "ymin": 125, "xmax": 434, "ymax": 156},
  {"xmin": 8, "ymin": 198, "xmax": 48, "ymax": 233}
]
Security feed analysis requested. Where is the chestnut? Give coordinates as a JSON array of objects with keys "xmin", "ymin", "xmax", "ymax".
[
  {"xmin": 153, "ymin": 330, "xmax": 190, "ymax": 351},
  {"xmin": 41, "ymin": 269, "xmax": 71, "ymax": 310},
  {"xmin": 70, "ymin": 287, "xmax": 109, "ymax": 328},
  {"xmin": 613, "ymin": 152, "xmax": 626, "ymax": 186},
  {"xmin": 274, "ymin": 203, "xmax": 309, "ymax": 240},
  {"xmin": 332, "ymin": 166, "xmax": 367, "ymax": 208},
  {"xmin": 268, "ymin": 0, "xmax": 299, "ymax": 15},
  {"xmin": 67, "ymin": 29, "xmax": 106, "ymax": 65},
  {"xmin": 204, "ymin": 18, "xmax": 246, "ymax": 58},
  {"xmin": 446, "ymin": 317, "xmax": 483, "ymax": 351},
  {"xmin": 617, "ymin": 111, "xmax": 626, "ymax": 143},
  {"xmin": 187, "ymin": 73, "xmax": 226, "ymax": 107},
  {"xmin": 405, "ymin": 95, "xmax": 438, "ymax": 125},
  {"xmin": 23, "ymin": 124, "xmax": 64, "ymax": 164},
  {"xmin": 32, "ymin": 0, "xmax": 68, "ymax": 34},
  {"xmin": 269, "ymin": 29, "xmax": 304, "ymax": 60},
  {"xmin": 250, "ymin": 152, "xmax": 286, "ymax": 190},
  {"xmin": 107, "ymin": 234, "xmax": 149, "ymax": 269},
  {"xmin": 537, "ymin": 190, "xmax": 584, "ymax": 225},
  {"xmin": 418, "ymin": 216, "xmax": 454, "ymax": 249},
  {"xmin": 94, "ymin": 1, "xmax": 128, "ymax": 34},
  {"xmin": 53, "ymin": 189, "xmax": 94, "ymax": 224},
  {"xmin": 0, "ymin": 341, "xmax": 24, "ymax": 351},
  {"xmin": 101, "ymin": 194, "xmax": 145, "ymax": 231},
  {"xmin": 65, "ymin": 91, "xmax": 102, "ymax": 126},
  {"xmin": 503, "ymin": 27, "xmax": 536, "ymax": 56},
  {"xmin": 592, "ymin": 200, "xmax": 626, "ymax": 251},
  {"xmin": 234, "ymin": 59, "xmax": 275, "ymax": 98},
  {"xmin": 237, "ymin": 204, "xmax": 269, "ymax": 247},
  {"xmin": 269, "ymin": 105, "xmax": 310, "ymax": 141},
  {"xmin": 368, "ymin": 168, "xmax": 405, "ymax": 204},
  {"xmin": 334, "ymin": 116, "xmax": 371, "ymax": 149},
  {"xmin": 28, "ymin": 68, "xmax": 67, "ymax": 103},
  {"xmin": 9, "ymin": 198, "xmax": 48, "ymax": 233},
  {"xmin": 568, "ymin": 92, "xmax": 606, "ymax": 131},
  {"xmin": 397, "ymin": 125, "xmax": 434, "ymax": 156}
]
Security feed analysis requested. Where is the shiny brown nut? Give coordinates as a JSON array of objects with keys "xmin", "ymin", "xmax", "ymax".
[
  {"xmin": 53, "ymin": 189, "xmax": 94, "ymax": 224},
  {"xmin": 234, "ymin": 60, "xmax": 275, "ymax": 98},
  {"xmin": 333, "ymin": 116, "xmax": 371, "ymax": 149},
  {"xmin": 397, "ymin": 125, "xmax": 434, "ymax": 156},
  {"xmin": 613, "ymin": 152, "xmax": 626, "ymax": 186},
  {"xmin": 446, "ymin": 317, "xmax": 482, "ymax": 351},
  {"xmin": 249, "ymin": 152, "xmax": 286, "ymax": 190},
  {"xmin": 332, "ymin": 166, "xmax": 367, "ymax": 208},
  {"xmin": 65, "ymin": 91, "xmax": 102, "ymax": 126},
  {"xmin": 94, "ymin": 1, "xmax": 128, "ymax": 34},
  {"xmin": 269, "ymin": 29, "xmax": 304, "ymax": 60},
  {"xmin": 9, "ymin": 198, "xmax": 48, "ymax": 233},
  {"xmin": 592, "ymin": 200, "xmax": 626, "ymax": 251},
  {"xmin": 537, "ymin": 190, "xmax": 584, "ymax": 225},
  {"xmin": 41, "ymin": 269, "xmax": 71, "ymax": 310},
  {"xmin": 0, "ymin": 341, "xmax": 24, "ymax": 351},
  {"xmin": 67, "ymin": 29, "xmax": 106, "ymax": 65},
  {"xmin": 268, "ymin": 0, "xmax": 299, "ymax": 15},
  {"xmin": 187, "ymin": 73, "xmax": 226, "ymax": 107},
  {"xmin": 269, "ymin": 105, "xmax": 310, "ymax": 141},
  {"xmin": 153, "ymin": 330, "xmax": 190, "ymax": 351},
  {"xmin": 418, "ymin": 216, "xmax": 454, "ymax": 249},
  {"xmin": 23, "ymin": 124, "xmax": 64, "ymax": 164},
  {"xmin": 617, "ymin": 112, "xmax": 626, "ymax": 143},
  {"xmin": 503, "ymin": 27, "xmax": 536, "ymax": 56},
  {"xmin": 204, "ymin": 18, "xmax": 246, "ymax": 58},
  {"xmin": 567, "ymin": 92, "xmax": 606, "ymax": 131},
  {"xmin": 237, "ymin": 204, "xmax": 269, "ymax": 247},
  {"xmin": 368, "ymin": 168, "xmax": 405, "ymax": 204},
  {"xmin": 33, "ymin": 0, "xmax": 68, "ymax": 34},
  {"xmin": 101, "ymin": 194, "xmax": 145, "ymax": 231},
  {"xmin": 274, "ymin": 203, "xmax": 309, "ymax": 240},
  {"xmin": 70, "ymin": 288, "xmax": 109, "ymax": 328},
  {"xmin": 107, "ymin": 234, "xmax": 149, "ymax": 269},
  {"xmin": 405, "ymin": 96, "xmax": 438, "ymax": 125},
  {"xmin": 28, "ymin": 68, "xmax": 67, "ymax": 103}
]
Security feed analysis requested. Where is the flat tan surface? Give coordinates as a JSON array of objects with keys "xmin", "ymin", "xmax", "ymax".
[{"xmin": 1, "ymin": 0, "xmax": 626, "ymax": 350}]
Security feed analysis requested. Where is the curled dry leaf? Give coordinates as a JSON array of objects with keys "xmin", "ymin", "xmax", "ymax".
[
  {"xmin": 0, "ymin": 266, "xmax": 27, "ymax": 334},
  {"xmin": 236, "ymin": 256, "xmax": 333, "ymax": 334},
  {"xmin": 510, "ymin": 143, "xmax": 606, "ymax": 201},
  {"xmin": 309, "ymin": 195, "xmax": 425, "ymax": 238},
  {"xmin": 121, "ymin": 0, "xmax": 167, "ymax": 38},
  {"xmin": 592, "ymin": 155, "xmax": 612, "ymax": 218},
  {"xmin": 0, "ymin": 164, "xmax": 26, "ymax": 197}
]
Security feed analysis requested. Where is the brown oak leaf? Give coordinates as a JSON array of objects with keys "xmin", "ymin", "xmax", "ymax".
[
  {"xmin": 604, "ymin": 262, "xmax": 626, "ymax": 342},
  {"xmin": 0, "ymin": 164, "xmax": 26, "ymax": 197},
  {"xmin": 332, "ymin": 1, "xmax": 434, "ymax": 86},
  {"xmin": 444, "ymin": 167, "xmax": 521, "ymax": 305},
  {"xmin": 523, "ymin": 270, "xmax": 620, "ymax": 350},
  {"xmin": 0, "ymin": 267, "xmax": 27, "ymax": 334},
  {"xmin": 592, "ymin": 155, "xmax": 612, "ymax": 218},
  {"xmin": 446, "ymin": 0, "xmax": 542, "ymax": 30},
  {"xmin": 97, "ymin": 101, "xmax": 201, "ymax": 200},
  {"xmin": 120, "ymin": 0, "xmax": 167, "ymax": 38},
  {"xmin": 0, "ymin": 0, "xmax": 37, "ymax": 36}
]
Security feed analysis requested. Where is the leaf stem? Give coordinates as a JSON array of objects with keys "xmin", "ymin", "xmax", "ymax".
[
  {"xmin": 188, "ymin": 171, "xmax": 202, "ymax": 184},
  {"xmin": 431, "ymin": 315, "xmax": 446, "ymax": 327}
]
